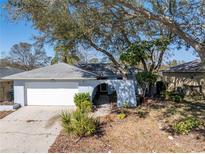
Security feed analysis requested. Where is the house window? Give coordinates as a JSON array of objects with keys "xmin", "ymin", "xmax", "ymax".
[{"xmin": 100, "ymin": 83, "xmax": 108, "ymax": 92}]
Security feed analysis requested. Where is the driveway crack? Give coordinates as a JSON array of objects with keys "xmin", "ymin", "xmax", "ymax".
[{"xmin": 0, "ymin": 131, "xmax": 58, "ymax": 136}]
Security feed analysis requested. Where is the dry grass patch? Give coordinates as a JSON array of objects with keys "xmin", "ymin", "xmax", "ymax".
[{"xmin": 49, "ymin": 99, "xmax": 205, "ymax": 153}]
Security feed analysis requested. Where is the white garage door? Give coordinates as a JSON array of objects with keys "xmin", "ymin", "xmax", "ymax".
[{"xmin": 26, "ymin": 81, "xmax": 78, "ymax": 106}]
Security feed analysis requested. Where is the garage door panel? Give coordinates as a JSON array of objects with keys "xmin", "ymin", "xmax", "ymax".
[{"xmin": 26, "ymin": 82, "xmax": 78, "ymax": 106}]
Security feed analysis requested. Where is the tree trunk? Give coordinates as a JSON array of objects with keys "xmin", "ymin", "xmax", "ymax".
[
  {"xmin": 87, "ymin": 37, "xmax": 128, "ymax": 78},
  {"xmin": 198, "ymin": 47, "xmax": 205, "ymax": 63}
]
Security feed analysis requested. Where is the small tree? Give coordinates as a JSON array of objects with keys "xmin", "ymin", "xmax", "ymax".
[
  {"xmin": 120, "ymin": 38, "xmax": 170, "ymax": 72},
  {"xmin": 136, "ymin": 72, "xmax": 158, "ymax": 97},
  {"xmin": 120, "ymin": 38, "xmax": 167, "ymax": 97}
]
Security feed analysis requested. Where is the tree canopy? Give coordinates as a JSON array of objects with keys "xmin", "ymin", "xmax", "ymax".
[
  {"xmin": 120, "ymin": 37, "xmax": 170, "ymax": 72},
  {"xmin": 51, "ymin": 45, "xmax": 80, "ymax": 65},
  {"xmin": 4, "ymin": 0, "xmax": 205, "ymax": 75},
  {"xmin": 113, "ymin": 0, "xmax": 205, "ymax": 61}
]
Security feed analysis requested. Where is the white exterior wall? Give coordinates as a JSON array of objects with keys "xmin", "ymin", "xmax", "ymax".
[
  {"xmin": 13, "ymin": 79, "xmax": 137, "ymax": 107},
  {"xmin": 14, "ymin": 81, "xmax": 25, "ymax": 107},
  {"xmin": 79, "ymin": 79, "xmax": 137, "ymax": 107}
]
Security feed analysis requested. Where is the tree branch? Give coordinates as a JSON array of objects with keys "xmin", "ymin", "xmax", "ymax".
[
  {"xmin": 115, "ymin": 0, "xmax": 205, "ymax": 60},
  {"xmin": 86, "ymin": 37, "xmax": 127, "ymax": 77}
]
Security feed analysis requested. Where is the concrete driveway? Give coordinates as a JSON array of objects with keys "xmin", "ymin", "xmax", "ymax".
[{"xmin": 0, "ymin": 106, "xmax": 74, "ymax": 153}]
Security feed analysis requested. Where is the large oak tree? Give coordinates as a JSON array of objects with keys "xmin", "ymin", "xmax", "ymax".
[
  {"xmin": 112, "ymin": 0, "xmax": 205, "ymax": 61},
  {"xmin": 4, "ymin": 1, "xmax": 171, "ymax": 75},
  {"xmin": 4, "ymin": 0, "xmax": 205, "ymax": 75}
]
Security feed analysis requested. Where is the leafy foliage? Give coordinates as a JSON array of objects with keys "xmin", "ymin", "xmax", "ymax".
[
  {"xmin": 116, "ymin": 0, "xmax": 205, "ymax": 61},
  {"xmin": 136, "ymin": 72, "xmax": 158, "ymax": 96},
  {"xmin": 117, "ymin": 113, "xmax": 126, "ymax": 120},
  {"xmin": 74, "ymin": 93, "xmax": 90, "ymax": 109},
  {"xmin": 171, "ymin": 95, "xmax": 182, "ymax": 103},
  {"xmin": 168, "ymin": 90, "xmax": 185, "ymax": 103},
  {"xmin": 60, "ymin": 110, "xmax": 97, "ymax": 137},
  {"xmin": 79, "ymin": 100, "xmax": 93, "ymax": 113},
  {"xmin": 5, "ymin": 0, "xmax": 205, "ymax": 73},
  {"xmin": 60, "ymin": 92, "xmax": 96, "ymax": 137},
  {"xmin": 173, "ymin": 117, "xmax": 201, "ymax": 135},
  {"xmin": 120, "ymin": 38, "xmax": 170, "ymax": 72},
  {"xmin": 51, "ymin": 45, "xmax": 80, "ymax": 65}
]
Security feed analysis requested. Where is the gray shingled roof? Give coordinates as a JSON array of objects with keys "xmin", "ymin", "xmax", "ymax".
[
  {"xmin": 0, "ymin": 67, "xmax": 24, "ymax": 79},
  {"xmin": 2, "ymin": 63, "xmax": 98, "ymax": 80},
  {"xmin": 163, "ymin": 59, "xmax": 205, "ymax": 73},
  {"xmin": 77, "ymin": 63, "xmax": 121, "ymax": 77}
]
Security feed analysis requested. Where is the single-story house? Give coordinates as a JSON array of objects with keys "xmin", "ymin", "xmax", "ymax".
[
  {"xmin": 2, "ymin": 63, "xmax": 137, "ymax": 107},
  {"xmin": 0, "ymin": 67, "xmax": 24, "ymax": 102},
  {"xmin": 162, "ymin": 59, "xmax": 205, "ymax": 97}
]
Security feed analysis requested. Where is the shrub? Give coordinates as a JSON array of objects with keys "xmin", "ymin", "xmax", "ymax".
[
  {"xmin": 173, "ymin": 117, "xmax": 200, "ymax": 135},
  {"xmin": 74, "ymin": 93, "xmax": 90, "ymax": 109},
  {"xmin": 79, "ymin": 100, "xmax": 92, "ymax": 113},
  {"xmin": 168, "ymin": 91, "xmax": 183, "ymax": 103},
  {"xmin": 136, "ymin": 72, "xmax": 158, "ymax": 97},
  {"xmin": 172, "ymin": 95, "xmax": 182, "ymax": 103},
  {"xmin": 117, "ymin": 113, "xmax": 126, "ymax": 119},
  {"xmin": 168, "ymin": 90, "xmax": 185, "ymax": 102},
  {"xmin": 60, "ymin": 110, "xmax": 97, "ymax": 137},
  {"xmin": 60, "ymin": 111, "xmax": 73, "ymax": 133}
]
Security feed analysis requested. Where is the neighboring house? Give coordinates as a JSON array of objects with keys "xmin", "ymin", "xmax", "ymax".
[
  {"xmin": 0, "ymin": 67, "xmax": 24, "ymax": 102},
  {"xmin": 2, "ymin": 63, "xmax": 137, "ymax": 107},
  {"xmin": 162, "ymin": 59, "xmax": 205, "ymax": 97}
]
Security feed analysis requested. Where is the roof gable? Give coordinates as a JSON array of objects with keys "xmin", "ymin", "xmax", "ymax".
[
  {"xmin": 2, "ymin": 63, "xmax": 97, "ymax": 80},
  {"xmin": 0, "ymin": 67, "xmax": 24, "ymax": 79},
  {"xmin": 163, "ymin": 59, "xmax": 205, "ymax": 73}
]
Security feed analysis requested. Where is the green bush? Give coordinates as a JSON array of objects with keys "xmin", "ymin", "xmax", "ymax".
[
  {"xmin": 173, "ymin": 117, "xmax": 200, "ymax": 135},
  {"xmin": 136, "ymin": 72, "xmax": 158, "ymax": 96},
  {"xmin": 60, "ymin": 110, "xmax": 97, "ymax": 137},
  {"xmin": 79, "ymin": 100, "xmax": 92, "ymax": 113},
  {"xmin": 117, "ymin": 113, "xmax": 126, "ymax": 119},
  {"xmin": 74, "ymin": 93, "xmax": 90, "ymax": 108},
  {"xmin": 172, "ymin": 95, "xmax": 182, "ymax": 103},
  {"xmin": 168, "ymin": 90, "xmax": 185, "ymax": 102},
  {"xmin": 61, "ymin": 111, "xmax": 73, "ymax": 133}
]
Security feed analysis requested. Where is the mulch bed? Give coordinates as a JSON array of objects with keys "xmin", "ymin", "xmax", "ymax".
[
  {"xmin": 49, "ymin": 100, "xmax": 205, "ymax": 153},
  {"xmin": 0, "ymin": 101, "xmax": 13, "ymax": 105},
  {"xmin": 49, "ymin": 132, "xmax": 110, "ymax": 153},
  {"xmin": 0, "ymin": 111, "xmax": 13, "ymax": 119}
]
